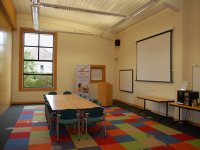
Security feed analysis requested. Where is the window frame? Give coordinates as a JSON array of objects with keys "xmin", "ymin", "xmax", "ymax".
[{"xmin": 19, "ymin": 28, "xmax": 57, "ymax": 91}]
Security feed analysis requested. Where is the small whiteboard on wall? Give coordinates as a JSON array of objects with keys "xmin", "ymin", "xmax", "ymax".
[
  {"xmin": 192, "ymin": 66, "xmax": 200, "ymax": 93},
  {"xmin": 136, "ymin": 30, "xmax": 172, "ymax": 82},
  {"xmin": 119, "ymin": 69, "xmax": 133, "ymax": 93}
]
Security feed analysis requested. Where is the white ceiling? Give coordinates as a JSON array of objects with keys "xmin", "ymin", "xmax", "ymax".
[{"xmin": 12, "ymin": 0, "xmax": 181, "ymax": 38}]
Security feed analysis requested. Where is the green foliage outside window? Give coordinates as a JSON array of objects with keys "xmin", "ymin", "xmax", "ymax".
[
  {"xmin": 24, "ymin": 75, "xmax": 52, "ymax": 88},
  {"xmin": 23, "ymin": 50, "xmax": 53, "ymax": 88}
]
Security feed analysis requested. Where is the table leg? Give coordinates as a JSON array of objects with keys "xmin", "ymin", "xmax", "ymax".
[
  {"xmin": 166, "ymin": 102, "xmax": 169, "ymax": 117},
  {"xmin": 56, "ymin": 112, "xmax": 60, "ymax": 142},
  {"xmin": 138, "ymin": 99, "xmax": 151, "ymax": 113},
  {"xmin": 159, "ymin": 102, "xmax": 173, "ymax": 121},
  {"xmin": 171, "ymin": 107, "xmax": 185, "ymax": 125}
]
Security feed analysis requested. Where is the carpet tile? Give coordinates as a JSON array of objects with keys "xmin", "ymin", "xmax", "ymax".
[
  {"xmin": 130, "ymin": 122, "xmax": 145, "ymax": 127},
  {"xmin": 9, "ymin": 132, "xmax": 30, "ymax": 139},
  {"xmin": 28, "ymin": 143, "xmax": 51, "ymax": 150},
  {"xmin": 100, "ymin": 143, "xmax": 127, "ymax": 150},
  {"xmin": 106, "ymin": 128, "xmax": 127, "ymax": 136},
  {"xmin": 120, "ymin": 141, "xmax": 145, "ymax": 150},
  {"xmin": 172, "ymin": 133, "xmax": 195, "ymax": 141},
  {"xmin": 130, "ymin": 132, "xmax": 150, "ymax": 140},
  {"xmin": 186, "ymin": 139, "xmax": 200, "ymax": 148},
  {"xmin": 94, "ymin": 136, "xmax": 117, "ymax": 145},
  {"xmin": 3, "ymin": 105, "xmax": 200, "ymax": 150},
  {"xmin": 138, "ymin": 136, "xmax": 166, "ymax": 148},
  {"xmin": 112, "ymin": 134, "xmax": 135, "ymax": 143},
  {"xmin": 12, "ymin": 127, "xmax": 31, "ymax": 133},
  {"xmin": 3, "ymin": 138, "xmax": 29, "ymax": 150},
  {"xmin": 153, "ymin": 134, "xmax": 181, "ymax": 145},
  {"xmin": 170, "ymin": 141, "xmax": 200, "ymax": 150}
]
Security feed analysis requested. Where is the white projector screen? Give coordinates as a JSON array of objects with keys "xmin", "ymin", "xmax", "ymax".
[{"xmin": 136, "ymin": 30, "xmax": 172, "ymax": 82}]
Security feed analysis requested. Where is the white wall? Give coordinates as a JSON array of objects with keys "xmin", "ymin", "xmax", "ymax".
[{"xmin": 11, "ymin": 15, "xmax": 115, "ymax": 102}]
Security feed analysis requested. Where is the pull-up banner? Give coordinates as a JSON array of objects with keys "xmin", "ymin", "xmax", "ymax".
[{"xmin": 76, "ymin": 65, "xmax": 90, "ymax": 97}]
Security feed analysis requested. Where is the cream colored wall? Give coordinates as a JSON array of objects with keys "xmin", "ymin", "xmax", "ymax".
[
  {"xmin": 11, "ymin": 15, "xmax": 115, "ymax": 103},
  {"xmin": 115, "ymin": 8, "xmax": 183, "ymax": 117},
  {"xmin": 115, "ymin": 1, "xmax": 200, "ymax": 124},
  {"xmin": 182, "ymin": 0, "xmax": 200, "ymax": 123},
  {"xmin": 57, "ymin": 33, "xmax": 115, "ymax": 98},
  {"xmin": 182, "ymin": 0, "xmax": 200, "ymax": 88},
  {"xmin": 11, "ymin": 0, "xmax": 200, "ymax": 124},
  {"xmin": 0, "ymin": 8, "xmax": 12, "ymax": 114}
]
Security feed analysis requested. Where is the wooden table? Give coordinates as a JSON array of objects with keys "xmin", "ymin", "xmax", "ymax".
[
  {"xmin": 45, "ymin": 94, "xmax": 100, "ymax": 141},
  {"xmin": 137, "ymin": 96, "xmax": 174, "ymax": 120},
  {"xmin": 169, "ymin": 102, "xmax": 200, "ymax": 125},
  {"xmin": 46, "ymin": 94, "xmax": 100, "ymax": 110}
]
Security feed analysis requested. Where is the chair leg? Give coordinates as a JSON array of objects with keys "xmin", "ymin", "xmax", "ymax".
[
  {"xmin": 82, "ymin": 116, "xmax": 84, "ymax": 133},
  {"xmin": 77, "ymin": 114, "xmax": 80, "ymax": 141},
  {"xmin": 98, "ymin": 122, "xmax": 100, "ymax": 133},
  {"xmin": 104, "ymin": 119, "xmax": 106, "ymax": 137},
  {"xmin": 49, "ymin": 117, "xmax": 51, "ymax": 133},
  {"xmin": 74, "ymin": 123, "xmax": 76, "ymax": 134},
  {"xmin": 85, "ymin": 119, "xmax": 87, "ymax": 140},
  {"xmin": 56, "ymin": 118, "xmax": 59, "ymax": 142}
]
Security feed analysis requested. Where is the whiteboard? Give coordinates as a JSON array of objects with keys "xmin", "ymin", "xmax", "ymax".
[
  {"xmin": 192, "ymin": 66, "xmax": 200, "ymax": 93},
  {"xmin": 136, "ymin": 30, "xmax": 172, "ymax": 82},
  {"xmin": 119, "ymin": 69, "xmax": 133, "ymax": 93}
]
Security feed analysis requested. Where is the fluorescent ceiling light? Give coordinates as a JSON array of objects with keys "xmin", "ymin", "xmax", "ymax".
[{"xmin": 31, "ymin": 0, "xmax": 39, "ymax": 30}]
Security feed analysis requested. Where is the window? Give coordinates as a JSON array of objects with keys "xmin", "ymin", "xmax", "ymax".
[{"xmin": 19, "ymin": 28, "xmax": 57, "ymax": 91}]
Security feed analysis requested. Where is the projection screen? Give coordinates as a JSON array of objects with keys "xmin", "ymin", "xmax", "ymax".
[{"xmin": 136, "ymin": 30, "xmax": 172, "ymax": 82}]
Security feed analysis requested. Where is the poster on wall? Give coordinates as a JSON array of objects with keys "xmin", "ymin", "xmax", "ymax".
[{"xmin": 76, "ymin": 65, "xmax": 90, "ymax": 97}]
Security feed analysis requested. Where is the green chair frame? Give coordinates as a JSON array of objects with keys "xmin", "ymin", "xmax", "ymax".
[
  {"xmin": 56, "ymin": 109, "xmax": 80, "ymax": 142},
  {"xmin": 48, "ymin": 91, "xmax": 57, "ymax": 95},
  {"xmin": 63, "ymin": 91, "xmax": 72, "ymax": 95},
  {"xmin": 84, "ymin": 107, "xmax": 106, "ymax": 139}
]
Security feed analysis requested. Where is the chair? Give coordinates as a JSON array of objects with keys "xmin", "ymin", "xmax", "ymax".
[
  {"xmin": 84, "ymin": 107, "xmax": 106, "ymax": 139},
  {"xmin": 43, "ymin": 94, "xmax": 49, "ymax": 119},
  {"xmin": 63, "ymin": 91, "xmax": 72, "ymax": 95},
  {"xmin": 43, "ymin": 94, "xmax": 57, "ymax": 134},
  {"xmin": 90, "ymin": 98, "xmax": 97, "ymax": 103},
  {"xmin": 56, "ymin": 109, "xmax": 80, "ymax": 142},
  {"xmin": 94, "ymin": 100, "xmax": 102, "ymax": 106},
  {"xmin": 48, "ymin": 91, "xmax": 57, "ymax": 95}
]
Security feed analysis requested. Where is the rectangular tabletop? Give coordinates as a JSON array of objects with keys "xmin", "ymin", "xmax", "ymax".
[
  {"xmin": 137, "ymin": 96, "xmax": 174, "ymax": 103},
  {"xmin": 46, "ymin": 94, "xmax": 100, "ymax": 111},
  {"xmin": 170, "ymin": 102, "xmax": 200, "ymax": 112}
]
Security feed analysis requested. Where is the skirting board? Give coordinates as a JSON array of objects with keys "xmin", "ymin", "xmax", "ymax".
[
  {"xmin": 0, "ymin": 105, "xmax": 10, "ymax": 116},
  {"xmin": 12, "ymin": 101, "xmax": 44, "ymax": 105},
  {"xmin": 113, "ymin": 99, "xmax": 143, "ymax": 109}
]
